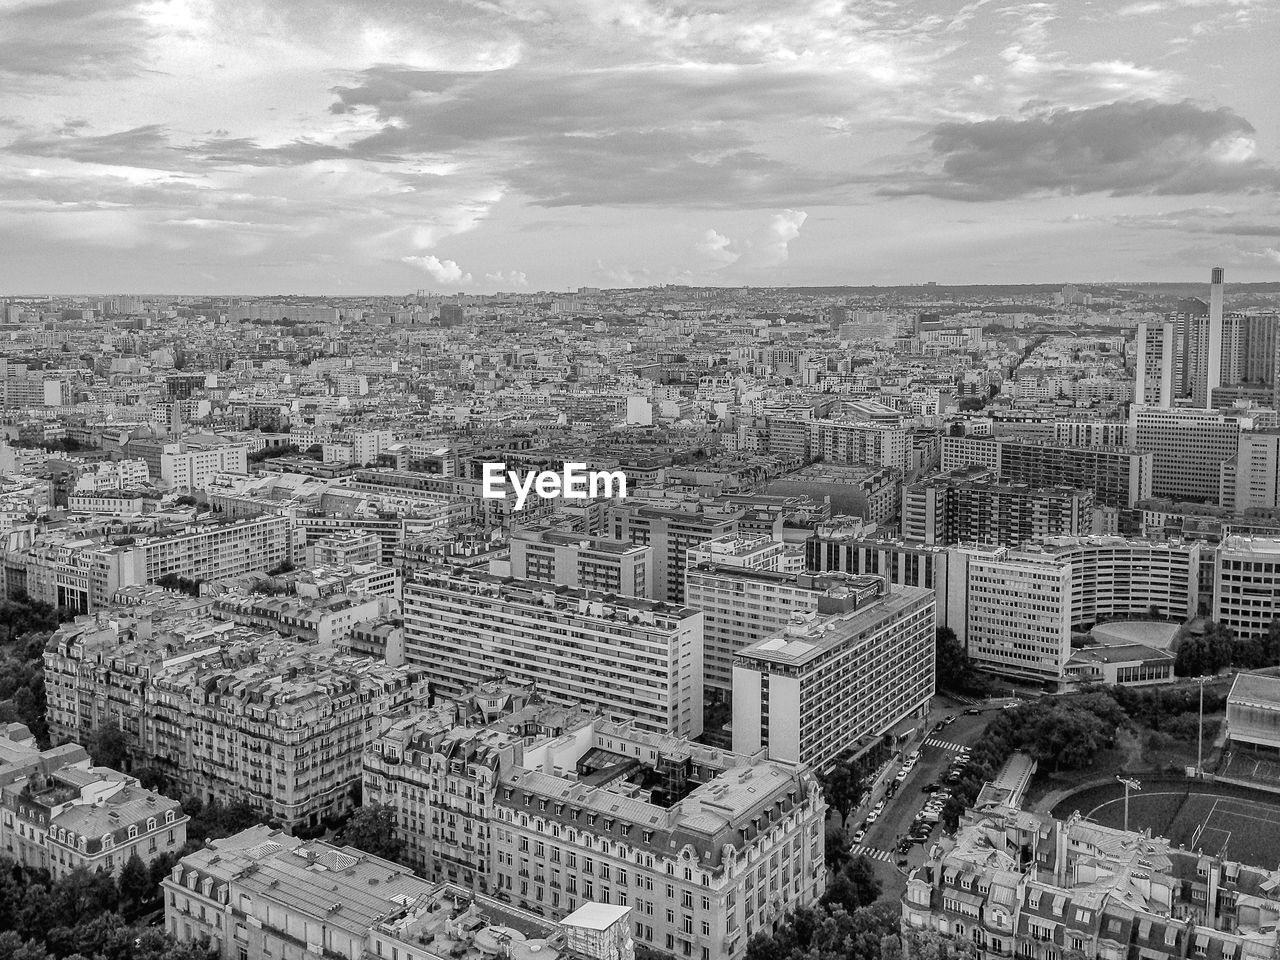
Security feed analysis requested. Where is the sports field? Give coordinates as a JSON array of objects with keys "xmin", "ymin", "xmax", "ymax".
[{"xmin": 1051, "ymin": 779, "xmax": 1280, "ymax": 867}]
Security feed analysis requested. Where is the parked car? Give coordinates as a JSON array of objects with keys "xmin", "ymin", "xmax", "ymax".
[
  {"xmin": 933, "ymin": 721, "xmax": 945, "ymax": 732},
  {"xmin": 852, "ymin": 828, "xmax": 866, "ymax": 844}
]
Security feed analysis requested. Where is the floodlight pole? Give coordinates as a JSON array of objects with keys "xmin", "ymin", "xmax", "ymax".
[
  {"xmin": 1194, "ymin": 675, "xmax": 1211, "ymax": 777},
  {"xmin": 1116, "ymin": 775, "xmax": 1142, "ymax": 832}
]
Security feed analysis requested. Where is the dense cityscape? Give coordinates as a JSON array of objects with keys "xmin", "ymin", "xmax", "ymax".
[
  {"xmin": 7, "ymin": 0, "xmax": 1280, "ymax": 957},
  {"xmin": 0, "ymin": 276, "xmax": 1279, "ymax": 960}
]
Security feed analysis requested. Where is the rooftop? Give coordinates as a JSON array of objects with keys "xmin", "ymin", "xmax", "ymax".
[
  {"xmin": 1229, "ymin": 673, "xmax": 1280, "ymax": 709},
  {"xmin": 736, "ymin": 582, "xmax": 933, "ymax": 667}
]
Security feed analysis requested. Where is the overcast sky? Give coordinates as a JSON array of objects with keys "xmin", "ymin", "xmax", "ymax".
[{"xmin": 2, "ymin": 0, "xmax": 1279, "ymax": 293}]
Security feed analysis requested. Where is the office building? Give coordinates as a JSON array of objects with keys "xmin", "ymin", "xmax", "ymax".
[
  {"xmin": 1213, "ymin": 536, "xmax": 1280, "ymax": 643},
  {"xmin": 686, "ymin": 534, "xmax": 889, "ymax": 695},
  {"xmin": 607, "ymin": 502, "xmax": 743, "ymax": 603},
  {"xmin": 961, "ymin": 537, "xmax": 1201, "ymax": 682},
  {"xmin": 1130, "ymin": 405, "xmax": 1251, "ymax": 503},
  {"xmin": 509, "ymin": 524, "xmax": 653, "ymax": 598},
  {"xmin": 403, "ymin": 570, "xmax": 704, "ymax": 738},
  {"xmin": 902, "ymin": 470, "xmax": 1093, "ymax": 547},
  {"xmin": 732, "ymin": 579, "xmax": 935, "ymax": 773},
  {"xmin": 805, "ymin": 520, "xmax": 967, "ymax": 631},
  {"xmin": 1221, "ymin": 431, "xmax": 1280, "ymax": 511}
]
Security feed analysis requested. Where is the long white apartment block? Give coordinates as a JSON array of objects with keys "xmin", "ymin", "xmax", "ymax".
[{"xmin": 403, "ymin": 570, "xmax": 704, "ymax": 738}]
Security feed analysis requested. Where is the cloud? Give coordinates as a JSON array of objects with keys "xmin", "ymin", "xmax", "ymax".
[
  {"xmin": 692, "ymin": 209, "xmax": 808, "ymax": 276},
  {"xmin": 882, "ymin": 99, "xmax": 1280, "ymax": 201},
  {"xmin": 484, "ymin": 270, "xmax": 529, "ymax": 287},
  {"xmin": 593, "ymin": 261, "xmax": 652, "ymax": 286},
  {"xmin": 759, "ymin": 209, "xmax": 807, "ymax": 265},
  {"xmin": 0, "ymin": 0, "xmax": 157, "ymax": 80},
  {"xmin": 1111, "ymin": 205, "xmax": 1280, "ymax": 238},
  {"xmin": 401, "ymin": 254, "xmax": 472, "ymax": 285},
  {"xmin": 327, "ymin": 65, "xmax": 871, "ymax": 207},
  {"xmin": 5, "ymin": 124, "xmax": 181, "ymax": 168},
  {"xmin": 696, "ymin": 229, "xmax": 740, "ymax": 267}
]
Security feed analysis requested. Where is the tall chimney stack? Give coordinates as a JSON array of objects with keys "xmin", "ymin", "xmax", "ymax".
[{"xmin": 1206, "ymin": 266, "xmax": 1224, "ymax": 408}]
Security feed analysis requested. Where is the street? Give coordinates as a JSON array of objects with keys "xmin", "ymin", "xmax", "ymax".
[{"xmin": 843, "ymin": 695, "xmax": 998, "ymax": 889}]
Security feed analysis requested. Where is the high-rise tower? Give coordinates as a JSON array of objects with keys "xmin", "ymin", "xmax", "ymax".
[{"xmin": 1206, "ymin": 266, "xmax": 1225, "ymax": 408}]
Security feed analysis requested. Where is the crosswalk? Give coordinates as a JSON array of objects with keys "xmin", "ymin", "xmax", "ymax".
[
  {"xmin": 851, "ymin": 845, "xmax": 895, "ymax": 863},
  {"xmin": 948, "ymin": 693, "xmax": 982, "ymax": 705},
  {"xmin": 924, "ymin": 737, "xmax": 969, "ymax": 752}
]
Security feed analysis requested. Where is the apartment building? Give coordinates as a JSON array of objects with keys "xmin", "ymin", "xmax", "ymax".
[
  {"xmin": 902, "ymin": 470, "xmax": 1094, "ymax": 548},
  {"xmin": 762, "ymin": 463, "xmax": 901, "ymax": 527},
  {"xmin": 941, "ymin": 435, "xmax": 1153, "ymax": 509},
  {"xmin": 6, "ymin": 515, "xmax": 294, "ymax": 613},
  {"xmin": 686, "ymin": 534, "xmax": 891, "ymax": 695},
  {"xmin": 160, "ymin": 435, "xmax": 250, "ymax": 491},
  {"xmin": 164, "ymin": 826, "xmax": 627, "ymax": 960},
  {"xmin": 492, "ymin": 727, "xmax": 824, "ymax": 960},
  {"xmin": 1051, "ymin": 420, "xmax": 1131, "ymax": 447},
  {"xmin": 44, "ymin": 602, "xmax": 429, "ymax": 830},
  {"xmin": 509, "ymin": 524, "xmax": 654, "ymax": 598},
  {"xmin": 961, "ymin": 537, "xmax": 1201, "ymax": 682},
  {"xmin": 365, "ymin": 684, "xmax": 825, "ymax": 960},
  {"xmin": 312, "ymin": 531, "xmax": 381, "ymax": 566},
  {"xmin": 403, "ymin": 570, "xmax": 704, "ymax": 738},
  {"xmin": 0, "ymin": 723, "xmax": 188, "ymax": 879},
  {"xmin": 903, "ymin": 796, "xmax": 1280, "ymax": 960},
  {"xmin": 807, "ymin": 418, "xmax": 910, "ymax": 471},
  {"xmin": 732, "ymin": 579, "xmax": 935, "ymax": 773},
  {"xmin": 363, "ymin": 682, "xmax": 574, "ymax": 889},
  {"xmin": 210, "ymin": 591, "xmax": 385, "ymax": 643},
  {"xmin": 606, "ymin": 502, "xmax": 742, "ymax": 603},
  {"xmin": 1213, "ymin": 536, "xmax": 1280, "ymax": 642}
]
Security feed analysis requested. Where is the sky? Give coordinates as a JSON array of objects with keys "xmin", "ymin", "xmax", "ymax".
[{"xmin": 2, "ymin": 0, "xmax": 1280, "ymax": 294}]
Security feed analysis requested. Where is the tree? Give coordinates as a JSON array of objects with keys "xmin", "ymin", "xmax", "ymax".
[
  {"xmin": 825, "ymin": 822, "xmax": 851, "ymax": 871},
  {"xmin": 118, "ymin": 851, "xmax": 151, "ymax": 908},
  {"xmin": 818, "ymin": 763, "xmax": 860, "ymax": 825},
  {"xmin": 935, "ymin": 627, "xmax": 986, "ymax": 696},
  {"xmin": 824, "ymin": 856, "xmax": 882, "ymax": 914},
  {"xmin": 85, "ymin": 723, "xmax": 129, "ymax": 770},
  {"xmin": 340, "ymin": 804, "xmax": 403, "ymax": 862}
]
